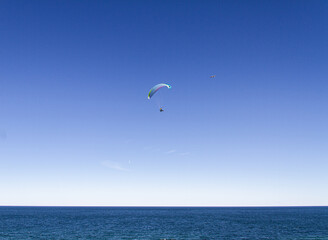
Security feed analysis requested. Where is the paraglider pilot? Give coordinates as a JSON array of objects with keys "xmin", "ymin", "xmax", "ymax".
[{"xmin": 159, "ymin": 108, "xmax": 164, "ymax": 112}]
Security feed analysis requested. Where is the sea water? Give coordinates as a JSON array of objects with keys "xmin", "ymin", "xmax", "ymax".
[{"xmin": 0, "ymin": 207, "xmax": 328, "ymax": 239}]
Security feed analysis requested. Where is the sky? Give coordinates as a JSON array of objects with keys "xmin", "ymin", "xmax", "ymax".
[{"xmin": 0, "ymin": 0, "xmax": 327, "ymax": 206}]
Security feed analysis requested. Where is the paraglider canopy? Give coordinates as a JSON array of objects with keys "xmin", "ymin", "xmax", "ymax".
[{"xmin": 148, "ymin": 83, "xmax": 171, "ymax": 99}]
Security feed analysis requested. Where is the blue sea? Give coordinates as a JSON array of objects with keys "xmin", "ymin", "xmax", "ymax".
[{"xmin": 0, "ymin": 207, "xmax": 328, "ymax": 239}]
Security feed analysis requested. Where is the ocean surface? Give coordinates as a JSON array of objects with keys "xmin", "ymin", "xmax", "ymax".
[{"xmin": 0, "ymin": 207, "xmax": 328, "ymax": 239}]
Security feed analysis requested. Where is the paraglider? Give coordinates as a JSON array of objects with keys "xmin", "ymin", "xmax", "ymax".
[
  {"xmin": 210, "ymin": 75, "xmax": 216, "ymax": 78},
  {"xmin": 148, "ymin": 83, "xmax": 171, "ymax": 112}
]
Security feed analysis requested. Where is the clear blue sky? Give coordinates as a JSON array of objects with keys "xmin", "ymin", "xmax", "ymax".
[{"xmin": 0, "ymin": 0, "xmax": 327, "ymax": 206}]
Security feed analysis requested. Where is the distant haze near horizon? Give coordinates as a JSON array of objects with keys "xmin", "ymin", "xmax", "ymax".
[{"xmin": 0, "ymin": 0, "xmax": 327, "ymax": 206}]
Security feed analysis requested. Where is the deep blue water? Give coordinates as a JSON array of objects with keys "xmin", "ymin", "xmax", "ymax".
[{"xmin": 0, "ymin": 207, "xmax": 328, "ymax": 239}]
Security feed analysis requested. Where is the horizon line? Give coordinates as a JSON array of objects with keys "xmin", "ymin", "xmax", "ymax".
[{"xmin": 1, "ymin": 205, "xmax": 327, "ymax": 208}]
